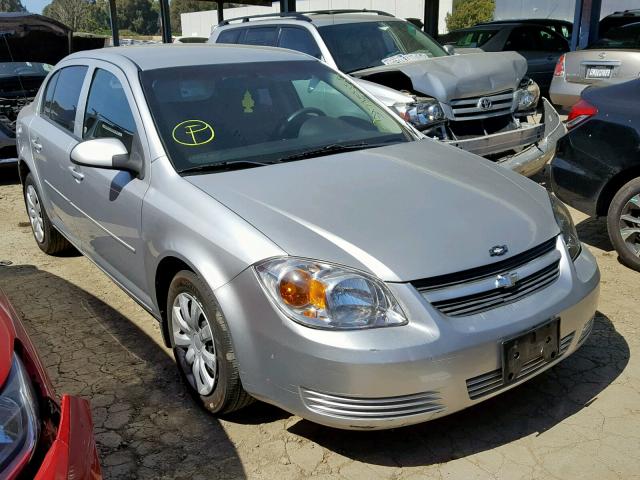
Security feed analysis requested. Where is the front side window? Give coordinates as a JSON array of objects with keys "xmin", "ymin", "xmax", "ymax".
[
  {"xmin": 278, "ymin": 27, "xmax": 322, "ymax": 58},
  {"xmin": 319, "ymin": 21, "xmax": 447, "ymax": 73},
  {"xmin": 505, "ymin": 27, "xmax": 538, "ymax": 51},
  {"xmin": 83, "ymin": 69, "xmax": 137, "ymax": 151},
  {"xmin": 140, "ymin": 60, "xmax": 410, "ymax": 174},
  {"xmin": 43, "ymin": 65, "xmax": 88, "ymax": 133}
]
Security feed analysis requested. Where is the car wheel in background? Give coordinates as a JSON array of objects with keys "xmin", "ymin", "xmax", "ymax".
[
  {"xmin": 167, "ymin": 270, "xmax": 253, "ymax": 414},
  {"xmin": 23, "ymin": 173, "xmax": 71, "ymax": 255},
  {"xmin": 607, "ymin": 178, "xmax": 640, "ymax": 272}
]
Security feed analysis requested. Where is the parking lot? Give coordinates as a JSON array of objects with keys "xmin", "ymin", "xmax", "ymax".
[{"xmin": 1, "ymin": 169, "xmax": 638, "ymax": 480}]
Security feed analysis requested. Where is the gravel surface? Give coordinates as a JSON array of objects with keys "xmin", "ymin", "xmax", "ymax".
[{"xmin": 0, "ymin": 169, "xmax": 638, "ymax": 480}]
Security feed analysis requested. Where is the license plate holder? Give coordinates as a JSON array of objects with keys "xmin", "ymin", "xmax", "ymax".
[
  {"xmin": 586, "ymin": 66, "xmax": 612, "ymax": 79},
  {"xmin": 502, "ymin": 318, "xmax": 560, "ymax": 385}
]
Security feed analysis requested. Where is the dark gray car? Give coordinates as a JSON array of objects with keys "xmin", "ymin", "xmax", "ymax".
[{"xmin": 442, "ymin": 22, "xmax": 569, "ymax": 94}]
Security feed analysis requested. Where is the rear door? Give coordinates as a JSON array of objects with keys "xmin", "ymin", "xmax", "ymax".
[
  {"xmin": 66, "ymin": 61, "xmax": 153, "ymax": 307},
  {"xmin": 505, "ymin": 26, "xmax": 568, "ymax": 91},
  {"xmin": 29, "ymin": 64, "xmax": 89, "ymax": 244}
]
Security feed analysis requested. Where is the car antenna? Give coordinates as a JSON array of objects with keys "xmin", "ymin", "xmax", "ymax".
[{"xmin": 1, "ymin": 32, "xmax": 29, "ymax": 102}]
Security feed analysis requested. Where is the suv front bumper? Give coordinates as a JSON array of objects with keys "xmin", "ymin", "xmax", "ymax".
[{"xmin": 446, "ymin": 98, "xmax": 566, "ymax": 178}]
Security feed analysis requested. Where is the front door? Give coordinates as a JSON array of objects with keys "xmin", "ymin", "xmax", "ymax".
[{"xmin": 66, "ymin": 63, "xmax": 152, "ymax": 308}]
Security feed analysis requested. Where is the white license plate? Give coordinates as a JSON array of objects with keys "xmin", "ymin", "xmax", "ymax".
[{"xmin": 586, "ymin": 67, "xmax": 612, "ymax": 79}]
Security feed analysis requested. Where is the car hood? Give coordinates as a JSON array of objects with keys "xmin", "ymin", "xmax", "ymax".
[
  {"xmin": 351, "ymin": 51, "xmax": 528, "ymax": 102},
  {"xmin": 0, "ymin": 13, "xmax": 71, "ymax": 64},
  {"xmin": 186, "ymin": 140, "xmax": 558, "ymax": 282},
  {"xmin": 0, "ymin": 289, "xmax": 16, "ymax": 388}
]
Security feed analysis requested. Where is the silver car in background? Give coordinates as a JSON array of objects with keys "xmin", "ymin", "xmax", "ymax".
[
  {"xmin": 17, "ymin": 44, "xmax": 599, "ymax": 430},
  {"xmin": 550, "ymin": 22, "xmax": 640, "ymax": 110}
]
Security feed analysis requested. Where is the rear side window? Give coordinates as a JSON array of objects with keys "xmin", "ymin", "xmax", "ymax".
[
  {"xmin": 43, "ymin": 65, "xmax": 88, "ymax": 133},
  {"xmin": 244, "ymin": 27, "xmax": 278, "ymax": 46},
  {"xmin": 42, "ymin": 70, "xmax": 60, "ymax": 117},
  {"xmin": 83, "ymin": 69, "xmax": 137, "ymax": 151},
  {"xmin": 217, "ymin": 28, "xmax": 243, "ymax": 44},
  {"xmin": 278, "ymin": 27, "xmax": 322, "ymax": 58},
  {"xmin": 452, "ymin": 30, "xmax": 498, "ymax": 48}
]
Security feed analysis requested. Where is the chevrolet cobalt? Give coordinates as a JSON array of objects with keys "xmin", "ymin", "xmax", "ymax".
[{"xmin": 17, "ymin": 45, "xmax": 599, "ymax": 429}]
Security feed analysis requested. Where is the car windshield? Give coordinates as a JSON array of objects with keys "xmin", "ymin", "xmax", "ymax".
[
  {"xmin": 0, "ymin": 62, "xmax": 52, "ymax": 78},
  {"xmin": 140, "ymin": 60, "xmax": 411, "ymax": 174},
  {"xmin": 318, "ymin": 20, "xmax": 448, "ymax": 73},
  {"xmin": 588, "ymin": 23, "xmax": 640, "ymax": 50}
]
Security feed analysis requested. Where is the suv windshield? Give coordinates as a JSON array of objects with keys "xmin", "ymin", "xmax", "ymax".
[
  {"xmin": 140, "ymin": 60, "xmax": 411, "ymax": 174},
  {"xmin": 588, "ymin": 23, "xmax": 640, "ymax": 50},
  {"xmin": 319, "ymin": 20, "xmax": 447, "ymax": 73}
]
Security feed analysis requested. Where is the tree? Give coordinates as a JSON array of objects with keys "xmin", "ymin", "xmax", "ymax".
[
  {"xmin": 445, "ymin": 0, "xmax": 495, "ymax": 32},
  {"xmin": 117, "ymin": 0, "xmax": 158, "ymax": 34},
  {"xmin": 43, "ymin": 0, "xmax": 89, "ymax": 31},
  {"xmin": 170, "ymin": 0, "xmax": 215, "ymax": 34},
  {"xmin": 0, "ymin": 0, "xmax": 26, "ymax": 12}
]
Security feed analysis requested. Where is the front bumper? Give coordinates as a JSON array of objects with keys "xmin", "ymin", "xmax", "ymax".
[
  {"xmin": 215, "ymin": 240, "xmax": 600, "ymax": 430},
  {"xmin": 446, "ymin": 98, "xmax": 566, "ymax": 178},
  {"xmin": 34, "ymin": 395, "xmax": 102, "ymax": 479}
]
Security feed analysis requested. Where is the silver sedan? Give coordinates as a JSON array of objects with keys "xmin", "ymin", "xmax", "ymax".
[{"xmin": 17, "ymin": 44, "xmax": 599, "ymax": 430}]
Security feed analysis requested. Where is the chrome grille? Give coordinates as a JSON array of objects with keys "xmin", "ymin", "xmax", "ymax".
[
  {"xmin": 466, "ymin": 332, "xmax": 575, "ymax": 400},
  {"xmin": 449, "ymin": 89, "xmax": 514, "ymax": 120},
  {"xmin": 431, "ymin": 260, "xmax": 560, "ymax": 317},
  {"xmin": 300, "ymin": 388, "xmax": 444, "ymax": 420}
]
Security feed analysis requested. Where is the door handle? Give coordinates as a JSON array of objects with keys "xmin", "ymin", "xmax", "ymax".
[
  {"xmin": 31, "ymin": 138, "xmax": 42, "ymax": 153},
  {"xmin": 68, "ymin": 166, "xmax": 84, "ymax": 182}
]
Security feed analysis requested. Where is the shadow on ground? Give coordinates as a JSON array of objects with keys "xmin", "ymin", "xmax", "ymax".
[
  {"xmin": 576, "ymin": 217, "xmax": 614, "ymax": 252},
  {"xmin": 0, "ymin": 165, "xmax": 19, "ymax": 185},
  {"xmin": 287, "ymin": 312, "xmax": 629, "ymax": 467},
  {"xmin": 0, "ymin": 264, "xmax": 246, "ymax": 479}
]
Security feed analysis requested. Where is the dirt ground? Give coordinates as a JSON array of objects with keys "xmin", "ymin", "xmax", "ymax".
[{"xmin": 0, "ymin": 168, "xmax": 638, "ymax": 480}]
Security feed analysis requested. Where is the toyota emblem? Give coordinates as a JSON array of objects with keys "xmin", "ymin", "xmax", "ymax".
[{"xmin": 478, "ymin": 97, "xmax": 492, "ymax": 110}]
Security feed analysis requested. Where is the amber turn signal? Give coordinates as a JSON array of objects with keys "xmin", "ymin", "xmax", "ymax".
[{"xmin": 279, "ymin": 269, "xmax": 327, "ymax": 309}]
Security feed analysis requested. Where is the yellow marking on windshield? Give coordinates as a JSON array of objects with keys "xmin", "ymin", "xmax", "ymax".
[
  {"xmin": 172, "ymin": 120, "xmax": 215, "ymax": 146},
  {"xmin": 242, "ymin": 90, "xmax": 255, "ymax": 113}
]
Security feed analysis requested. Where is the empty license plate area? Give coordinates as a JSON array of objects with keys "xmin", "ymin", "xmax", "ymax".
[
  {"xmin": 502, "ymin": 318, "xmax": 560, "ymax": 385},
  {"xmin": 586, "ymin": 66, "xmax": 612, "ymax": 79}
]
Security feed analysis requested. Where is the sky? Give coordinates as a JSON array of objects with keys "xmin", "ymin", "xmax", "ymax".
[{"xmin": 23, "ymin": 0, "xmax": 49, "ymax": 14}]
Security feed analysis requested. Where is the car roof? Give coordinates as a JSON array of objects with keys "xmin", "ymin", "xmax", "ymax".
[
  {"xmin": 480, "ymin": 19, "xmax": 571, "ymax": 26},
  {"xmin": 217, "ymin": 11, "xmax": 400, "ymax": 29},
  {"xmin": 306, "ymin": 12, "xmax": 397, "ymax": 26},
  {"xmin": 64, "ymin": 43, "xmax": 312, "ymax": 71},
  {"xmin": 604, "ymin": 9, "xmax": 640, "ymax": 19}
]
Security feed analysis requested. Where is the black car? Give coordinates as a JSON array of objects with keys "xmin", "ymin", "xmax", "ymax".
[
  {"xmin": 0, "ymin": 13, "xmax": 72, "ymax": 165},
  {"xmin": 478, "ymin": 19, "xmax": 573, "ymax": 41},
  {"xmin": 440, "ymin": 21, "xmax": 569, "ymax": 93},
  {"xmin": 550, "ymin": 78, "xmax": 640, "ymax": 271}
]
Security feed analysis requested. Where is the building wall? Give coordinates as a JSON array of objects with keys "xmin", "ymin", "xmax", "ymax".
[
  {"xmin": 181, "ymin": 0, "xmax": 453, "ymax": 38},
  {"xmin": 495, "ymin": 0, "xmax": 639, "ymax": 21}
]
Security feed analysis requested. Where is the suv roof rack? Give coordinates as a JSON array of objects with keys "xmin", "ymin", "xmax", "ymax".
[
  {"xmin": 219, "ymin": 12, "xmax": 312, "ymax": 27},
  {"xmin": 218, "ymin": 8, "xmax": 393, "ymax": 27}
]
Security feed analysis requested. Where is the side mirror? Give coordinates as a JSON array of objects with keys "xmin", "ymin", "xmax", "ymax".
[
  {"xmin": 443, "ymin": 44, "xmax": 456, "ymax": 55},
  {"xmin": 70, "ymin": 138, "xmax": 140, "ymax": 175}
]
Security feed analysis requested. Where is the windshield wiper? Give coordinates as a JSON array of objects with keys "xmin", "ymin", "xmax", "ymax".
[
  {"xmin": 273, "ymin": 141, "xmax": 392, "ymax": 164},
  {"xmin": 179, "ymin": 160, "xmax": 269, "ymax": 175}
]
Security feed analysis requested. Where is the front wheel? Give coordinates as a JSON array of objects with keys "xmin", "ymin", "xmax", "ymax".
[
  {"xmin": 607, "ymin": 177, "xmax": 640, "ymax": 272},
  {"xmin": 167, "ymin": 270, "xmax": 252, "ymax": 414}
]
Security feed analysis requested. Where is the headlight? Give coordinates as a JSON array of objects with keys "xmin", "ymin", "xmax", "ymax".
[
  {"xmin": 392, "ymin": 97, "xmax": 446, "ymax": 130},
  {"xmin": 255, "ymin": 258, "xmax": 407, "ymax": 330},
  {"xmin": 0, "ymin": 354, "xmax": 39, "ymax": 476},
  {"xmin": 549, "ymin": 194, "xmax": 581, "ymax": 260},
  {"xmin": 515, "ymin": 79, "xmax": 540, "ymax": 111}
]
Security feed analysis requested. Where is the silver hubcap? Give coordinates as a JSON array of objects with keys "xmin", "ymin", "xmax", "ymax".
[
  {"xmin": 25, "ymin": 185, "xmax": 44, "ymax": 243},
  {"xmin": 620, "ymin": 194, "xmax": 640, "ymax": 257},
  {"xmin": 171, "ymin": 292, "xmax": 217, "ymax": 396}
]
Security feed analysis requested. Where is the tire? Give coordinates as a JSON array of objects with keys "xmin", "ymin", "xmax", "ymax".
[
  {"xmin": 23, "ymin": 173, "xmax": 71, "ymax": 255},
  {"xmin": 607, "ymin": 177, "xmax": 640, "ymax": 272},
  {"xmin": 167, "ymin": 270, "xmax": 252, "ymax": 414}
]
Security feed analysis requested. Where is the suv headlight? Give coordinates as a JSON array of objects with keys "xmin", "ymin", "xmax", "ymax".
[
  {"xmin": 392, "ymin": 97, "xmax": 446, "ymax": 130},
  {"xmin": 0, "ymin": 354, "xmax": 39, "ymax": 476},
  {"xmin": 255, "ymin": 257, "xmax": 407, "ymax": 330},
  {"xmin": 515, "ymin": 78, "xmax": 540, "ymax": 111},
  {"xmin": 549, "ymin": 194, "xmax": 581, "ymax": 260}
]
